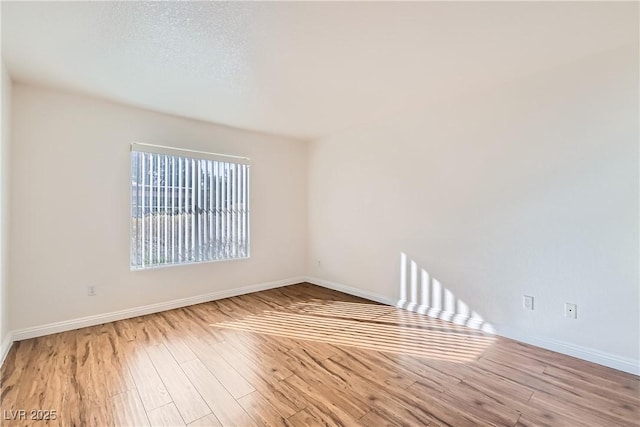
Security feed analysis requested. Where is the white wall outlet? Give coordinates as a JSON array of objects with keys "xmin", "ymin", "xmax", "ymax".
[
  {"xmin": 317, "ymin": 260, "xmax": 321, "ymax": 268},
  {"xmin": 88, "ymin": 285, "xmax": 96, "ymax": 296},
  {"xmin": 564, "ymin": 303, "xmax": 577, "ymax": 319},
  {"xmin": 523, "ymin": 295, "xmax": 534, "ymax": 310}
]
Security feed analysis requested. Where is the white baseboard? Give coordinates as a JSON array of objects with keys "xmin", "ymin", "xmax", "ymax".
[
  {"xmin": 305, "ymin": 277, "xmax": 491, "ymax": 331},
  {"xmin": 11, "ymin": 276, "xmax": 305, "ymax": 342},
  {"xmin": 496, "ymin": 326, "xmax": 640, "ymax": 376},
  {"xmin": 305, "ymin": 276, "xmax": 640, "ymax": 376},
  {"xmin": 396, "ymin": 300, "xmax": 497, "ymax": 334},
  {"xmin": 304, "ymin": 276, "xmax": 395, "ymax": 306},
  {"xmin": 0, "ymin": 333, "xmax": 13, "ymax": 367}
]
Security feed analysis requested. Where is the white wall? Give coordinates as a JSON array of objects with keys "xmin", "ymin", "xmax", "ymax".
[
  {"xmin": 308, "ymin": 45, "xmax": 639, "ymax": 370},
  {"xmin": 10, "ymin": 84, "xmax": 307, "ymax": 331},
  {"xmin": 1, "ymin": 61, "xmax": 11, "ymax": 347}
]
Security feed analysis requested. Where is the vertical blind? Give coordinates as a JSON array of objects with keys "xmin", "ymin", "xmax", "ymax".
[{"xmin": 130, "ymin": 143, "xmax": 250, "ymax": 269}]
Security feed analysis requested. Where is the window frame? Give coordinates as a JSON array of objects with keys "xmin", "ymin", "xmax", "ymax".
[{"xmin": 130, "ymin": 142, "xmax": 251, "ymax": 270}]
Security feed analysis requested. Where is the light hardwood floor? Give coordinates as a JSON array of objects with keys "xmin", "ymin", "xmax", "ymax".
[{"xmin": 1, "ymin": 283, "xmax": 638, "ymax": 426}]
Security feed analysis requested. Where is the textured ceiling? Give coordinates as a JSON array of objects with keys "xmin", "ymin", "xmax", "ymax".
[{"xmin": 2, "ymin": 2, "xmax": 637, "ymax": 140}]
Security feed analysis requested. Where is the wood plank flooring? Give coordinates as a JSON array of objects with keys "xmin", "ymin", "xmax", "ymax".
[{"xmin": 1, "ymin": 283, "xmax": 638, "ymax": 426}]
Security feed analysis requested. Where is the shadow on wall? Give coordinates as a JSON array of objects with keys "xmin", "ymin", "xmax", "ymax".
[{"xmin": 397, "ymin": 252, "xmax": 495, "ymax": 334}]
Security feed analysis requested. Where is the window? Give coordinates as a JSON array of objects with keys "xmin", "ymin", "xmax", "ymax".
[{"xmin": 130, "ymin": 143, "xmax": 250, "ymax": 269}]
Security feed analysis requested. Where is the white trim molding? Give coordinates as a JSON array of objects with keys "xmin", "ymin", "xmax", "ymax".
[
  {"xmin": 0, "ymin": 333, "xmax": 13, "ymax": 367},
  {"xmin": 496, "ymin": 326, "xmax": 640, "ymax": 376},
  {"xmin": 303, "ymin": 276, "xmax": 395, "ymax": 306},
  {"xmin": 396, "ymin": 301, "xmax": 497, "ymax": 334},
  {"xmin": 11, "ymin": 276, "xmax": 304, "ymax": 342},
  {"xmin": 305, "ymin": 276, "xmax": 640, "ymax": 376}
]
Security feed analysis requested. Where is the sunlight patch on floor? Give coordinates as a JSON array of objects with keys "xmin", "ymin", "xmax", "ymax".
[{"xmin": 211, "ymin": 300, "xmax": 496, "ymax": 363}]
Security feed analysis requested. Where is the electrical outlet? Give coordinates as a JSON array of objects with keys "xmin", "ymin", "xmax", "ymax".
[
  {"xmin": 88, "ymin": 285, "xmax": 96, "ymax": 296},
  {"xmin": 317, "ymin": 260, "xmax": 321, "ymax": 268},
  {"xmin": 564, "ymin": 303, "xmax": 577, "ymax": 319},
  {"xmin": 523, "ymin": 295, "xmax": 534, "ymax": 310}
]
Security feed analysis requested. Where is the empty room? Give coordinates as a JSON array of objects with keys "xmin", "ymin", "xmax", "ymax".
[{"xmin": 0, "ymin": 1, "xmax": 638, "ymax": 426}]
